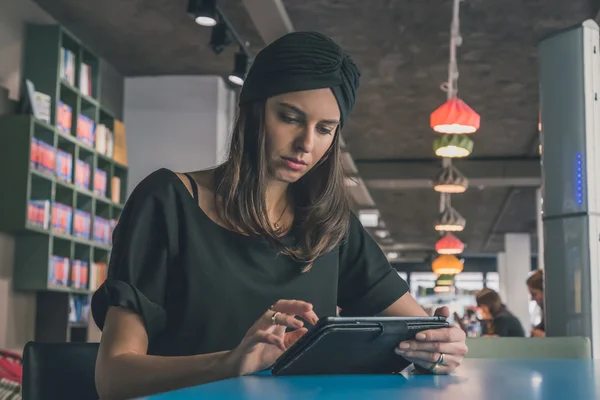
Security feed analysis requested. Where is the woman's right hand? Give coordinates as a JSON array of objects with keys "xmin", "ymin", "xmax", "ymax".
[{"xmin": 225, "ymin": 300, "xmax": 319, "ymax": 376}]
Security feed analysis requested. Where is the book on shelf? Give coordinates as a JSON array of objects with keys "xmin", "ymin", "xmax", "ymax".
[
  {"xmin": 77, "ymin": 115, "xmax": 95, "ymax": 147},
  {"xmin": 51, "ymin": 202, "xmax": 73, "ymax": 235},
  {"xmin": 93, "ymin": 169, "xmax": 107, "ymax": 197},
  {"xmin": 95, "ymin": 124, "xmax": 115, "ymax": 157},
  {"xmin": 111, "ymin": 177, "xmax": 121, "ymax": 203},
  {"xmin": 48, "ymin": 255, "xmax": 70, "ymax": 287},
  {"xmin": 56, "ymin": 149, "xmax": 73, "ymax": 183},
  {"xmin": 69, "ymin": 294, "xmax": 90, "ymax": 324},
  {"xmin": 31, "ymin": 138, "xmax": 56, "ymax": 174},
  {"xmin": 79, "ymin": 63, "xmax": 93, "ymax": 97},
  {"xmin": 70, "ymin": 259, "xmax": 89, "ymax": 290},
  {"xmin": 60, "ymin": 48, "xmax": 76, "ymax": 86},
  {"xmin": 93, "ymin": 216, "xmax": 111, "ymax": 245},
  {"xmin": 27, "ymin": 200, "xmax": 50, "ymax": 229},
  {"xmin": 57, "ymin": 101, "xmax": 72, "ymax": 135},
  {"xmin": 90, "ymin": 262, "xmax": 107, "ymax": 291},
  {"xmin": 75, "ymin": 160, "xmax": 91, "ymax": 190}
]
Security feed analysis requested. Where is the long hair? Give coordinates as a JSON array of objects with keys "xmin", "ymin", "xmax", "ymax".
[
  {"xmin": 526, "ymin": 269, "xmax": 544, "ymax": 292},
  {"xmin": 475, "ymin": 288, "xmax": 504, "ymax": 317},
  {"xmin": 214, "ymin": 100, "xmax": 351, "ymax": 271}
]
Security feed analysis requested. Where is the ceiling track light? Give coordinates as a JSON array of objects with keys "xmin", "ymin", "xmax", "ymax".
[
  {"xmin": 435, "ymin": 206, "xmax": 466, "ymax": 232},
  {"xmin": 228, "ymin": 50, "xmax": 248, "ymax": 86},
  {"xmin": 210, "ymin": 20, "xmax": 232, "ymax": 54},
  {"xmin": 187, "ymin": 0, "xmax": 218, "ymax": 27},
  {"xmin": 433, "ymin": 164, "xmax": 469, "ymax": 193}
]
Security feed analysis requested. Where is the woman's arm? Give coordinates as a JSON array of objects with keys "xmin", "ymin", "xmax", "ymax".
[
  {"xmin": 96, "ymin": 299, "xmax": 316, "ymax": 400},
  {"xmin": 95, "ymin": 307, "xmax": 238, "ymax": 400},
  {"xmin": 380, "ymin": 291, "xmax": 429, "ymax": 317}
]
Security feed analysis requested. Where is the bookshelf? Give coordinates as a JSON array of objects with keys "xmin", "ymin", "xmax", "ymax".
[{"xmin": 0, "ymin": 24, "xmax": 128, "ymax": 342}]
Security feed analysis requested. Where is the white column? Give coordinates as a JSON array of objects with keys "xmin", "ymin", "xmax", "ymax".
[
  {"xmin": 124, "ymin": 75, "xmax": 236, "ymax": 194},
  {"xmin": 504, "ymin": 233, "xmax": 532, "ymax": 334},
  {"xmin": 496, "ymin": 252, "xmax": 508, "ymax": 302},
  {"xmin": 536, "ymin": 188, "xmax": 544, "ymax": 270}
]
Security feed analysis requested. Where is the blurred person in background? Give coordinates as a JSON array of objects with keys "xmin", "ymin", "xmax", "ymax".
[
  {"xmin": 527, "ymin": 269, "xmax": 545, "ymax": 337},
  {"xmin": 475, "ymin": 288, "xmax": 525, "ymax": 337}
]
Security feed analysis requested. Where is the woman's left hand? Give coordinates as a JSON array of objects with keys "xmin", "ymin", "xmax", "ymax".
[{"xmin": 394, "ymin": 306, "xmax": 468, "ymax": 374}]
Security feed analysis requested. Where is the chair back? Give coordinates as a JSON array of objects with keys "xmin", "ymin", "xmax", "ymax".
[
  {"xmin": 465, "ymin": 336, "xmax": 591, "ymax": 359},
  {"xmin": 22, "ymin": 342, "xmax": 99, "ymax": 400}
]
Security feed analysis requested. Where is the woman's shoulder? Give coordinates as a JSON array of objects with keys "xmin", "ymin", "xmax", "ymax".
[{"xmin": 130, "ymin": 168, "xmax": 186, "ymax": 199}]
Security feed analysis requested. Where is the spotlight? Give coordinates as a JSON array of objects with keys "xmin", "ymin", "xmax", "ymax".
[
  {"xmin": 228, "ymin": 51, "xmax": 248, "ymax": 86},
  {"xmin": 210, "ymin": 21, "xmax": 232, "ymax": 54},
  {"xmin": 187, "ymin": 0, "xmax": 218, "ymax": 27}
]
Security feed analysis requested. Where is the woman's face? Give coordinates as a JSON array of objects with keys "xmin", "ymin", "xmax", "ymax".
[
  {"xmin": 264, "ymin": 88, "xmax": 341, "ymax": 183},
  {"xmin": 478, "ymin": 305, "xmax": 492, "ymax": 320},
  {"xmin": 529, "ymin": 286, "xmax": 544, "ymax": 308}
]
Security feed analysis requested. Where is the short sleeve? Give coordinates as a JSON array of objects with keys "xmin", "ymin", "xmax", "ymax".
[
  {"xmin": 337, "ymin": 212, "xmax": 409, "ymax": 316},
  {"xmin": 91, "ymin": 169, "xmax": 179, "ymax": 340}
]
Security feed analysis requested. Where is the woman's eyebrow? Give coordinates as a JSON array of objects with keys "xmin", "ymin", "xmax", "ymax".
[{"xmin": 278, "ymin": 102, "xmax": 340, "ymax": 125}]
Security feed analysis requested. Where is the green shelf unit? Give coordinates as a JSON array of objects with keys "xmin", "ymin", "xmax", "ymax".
[
  {"xmin": 22, "ymin": 24, "xmax": 101, "ymax": 128},
  {"xmin": 0, "ymin": 115, "xmax": 122, "ymax": 295},
  {"xmin": 1, "ymin": 23, "xmax": 127, "ymax": 342}
]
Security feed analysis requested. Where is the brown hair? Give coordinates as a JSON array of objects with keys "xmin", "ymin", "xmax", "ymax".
[
  {"xmin": 214, "ymin": 100, "xmax": 350, "ymax": 271},
  {"xmin": 476, "ymin": 288, "xmax": 504, "ymax": 317},
  {"xmin": 527, "ymin": 269, "xmax": 544, "ymax": 291}
]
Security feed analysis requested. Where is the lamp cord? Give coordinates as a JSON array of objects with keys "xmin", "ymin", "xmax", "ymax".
[{"xmin": 439, "ymin": 0, "xmax": 463, "ymax": 215}]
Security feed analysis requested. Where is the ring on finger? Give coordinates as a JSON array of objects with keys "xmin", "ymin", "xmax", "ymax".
[
  {"xmin": 429, "ymin": 363, "xmax": 441, "ymax": 374},
  {"xmin": 436, "ymin": 353, "xmax": 445, "ymax": 366},
  {"xmin": 271, "ymin": 311, "xmax": 281, "ymax": 325}
]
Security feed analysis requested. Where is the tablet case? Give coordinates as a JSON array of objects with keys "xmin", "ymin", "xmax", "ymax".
[{"xmin": 271, "ymin": 316, "xmax": 449, "ymax": 376}]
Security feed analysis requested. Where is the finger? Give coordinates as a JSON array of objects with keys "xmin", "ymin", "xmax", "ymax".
[
  {"xmin": 272, "ymin": 300, "xmax": 319, "ymax": 325},
  {"xmin": 413, "ymin": 326, "xmax": 466, "ymax": 342},
  {"xmin": 434, "ymin": 306, "xmax": 450, "ymax": 318},
  {"xmin": 412, "ymin": 360, "xmax": 451, "ymax": 375},
  {"xmin": 283, "ymin": 327, "xmax": 308, "ymax": 348},
  {"xmin": 395, "ymin": 349, "xmax": 462, "ymax": 367},
  {"xmin": 397, "ymin": 340, "xmax": 468, "ymax": 357},
  {"xmin": 271, "ymin": 312, "xmax": 304, "ymax": 329},
  {"xmin": 252, "ymin": 330, "xmax": 286, "ymax": 352}
]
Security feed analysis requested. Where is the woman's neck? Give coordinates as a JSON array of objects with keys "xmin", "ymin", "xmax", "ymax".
[{"xmin": 266, "ymin": 179, "xmax": 290, "ymax": 222}]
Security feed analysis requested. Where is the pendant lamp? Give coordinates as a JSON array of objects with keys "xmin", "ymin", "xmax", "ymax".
[
  {"xmin": 435, "ymin": 206, "xmax": 466, "ymax": 232},
  {"xmin": 433, "ymin": 134, "xmax": 474, "ymax": 158},
  {"xmin": 433, "ymin": 164, "xmax": 469, "ymax": 193},
  {"xmin": 430, "ymin": 97, "xmax": 480, "ymax": 134},
  {"xmin": 435, "ymin": 233, "xmax": 465, "ymax": 254},
  {"xmin": 432, "ymin": 254, "xmax": 464, "ymax": 275}
]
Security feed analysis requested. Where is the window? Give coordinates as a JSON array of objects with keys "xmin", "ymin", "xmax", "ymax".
[{"xmin": 486, "ymin": 272, "xmax": 500, "ymax": 292}]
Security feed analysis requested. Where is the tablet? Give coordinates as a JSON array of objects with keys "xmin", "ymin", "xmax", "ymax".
[{"xmin": 270, "ymin": 316, "xmax": 449, "ymax": 376}]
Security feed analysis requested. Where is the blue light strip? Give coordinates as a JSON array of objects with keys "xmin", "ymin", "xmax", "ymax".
[{"xmin": 576, "ymin": 152, "xmax": 584, "ymax": 205}]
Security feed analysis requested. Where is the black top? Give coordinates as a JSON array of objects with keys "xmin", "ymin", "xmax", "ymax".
[
  {"xmin": 91, "ymin": 168, "xmax": 409, "ymax": 356},
  {"xmin": 492, "ymin": 308, "xmax": 525, "ymax": 337}
]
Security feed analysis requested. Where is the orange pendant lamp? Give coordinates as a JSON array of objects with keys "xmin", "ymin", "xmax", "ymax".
[
  {"xmin": 430, "ymin": 97, "xmax": 480, "ymax": 134},
  {"xmin": 432, "ymin": 254, "xmax": 464, "ymax": 275},
  {"xmin": 435, "ymin": 233, "xmax": 465, "ymax": 255}
]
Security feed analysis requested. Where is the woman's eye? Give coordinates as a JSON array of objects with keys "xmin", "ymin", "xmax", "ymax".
[
  {"xmin": 317, "ymin": 126, "xmax": 333, "ymax": 135},
  {"xmin": 280, "ymin": 113, "xmax": 300, "ymax": 124}
]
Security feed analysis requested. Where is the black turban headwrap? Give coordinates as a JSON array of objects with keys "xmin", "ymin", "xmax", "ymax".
[{"xmin": 238, "ymin": 31, "xmax": 361, "ymax": 126}]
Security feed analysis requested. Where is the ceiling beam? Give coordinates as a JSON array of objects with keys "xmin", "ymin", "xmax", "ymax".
[
  {"xmin": 241, "ymin": 0, "xmax": 294, "ymax": 44},
  {"xmin": 355, "ymin": 157, "xmax": 541, "ymax": 190}
]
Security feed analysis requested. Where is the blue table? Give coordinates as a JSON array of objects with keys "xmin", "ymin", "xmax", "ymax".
[{"xmin": 145, "ymin": 359, "xmax": 600, "ymax": 399}]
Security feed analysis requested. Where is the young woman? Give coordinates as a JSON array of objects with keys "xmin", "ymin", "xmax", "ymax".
[
  {"xmin": 90, "ymin": 31, "xmax": 468, "ymax": 399},
  {"xmin": 527, "ymin": 269, "xmax": 545, "ymax": 337},
  {"xmin": 475, "ymin": 289, "xmax": 525, "ymax": 337}
]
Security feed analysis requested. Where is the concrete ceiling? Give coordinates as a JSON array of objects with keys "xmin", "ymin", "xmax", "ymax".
[{"xmin": 32, "ymin": 0, "xmax": 599, "ymax": 259}]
